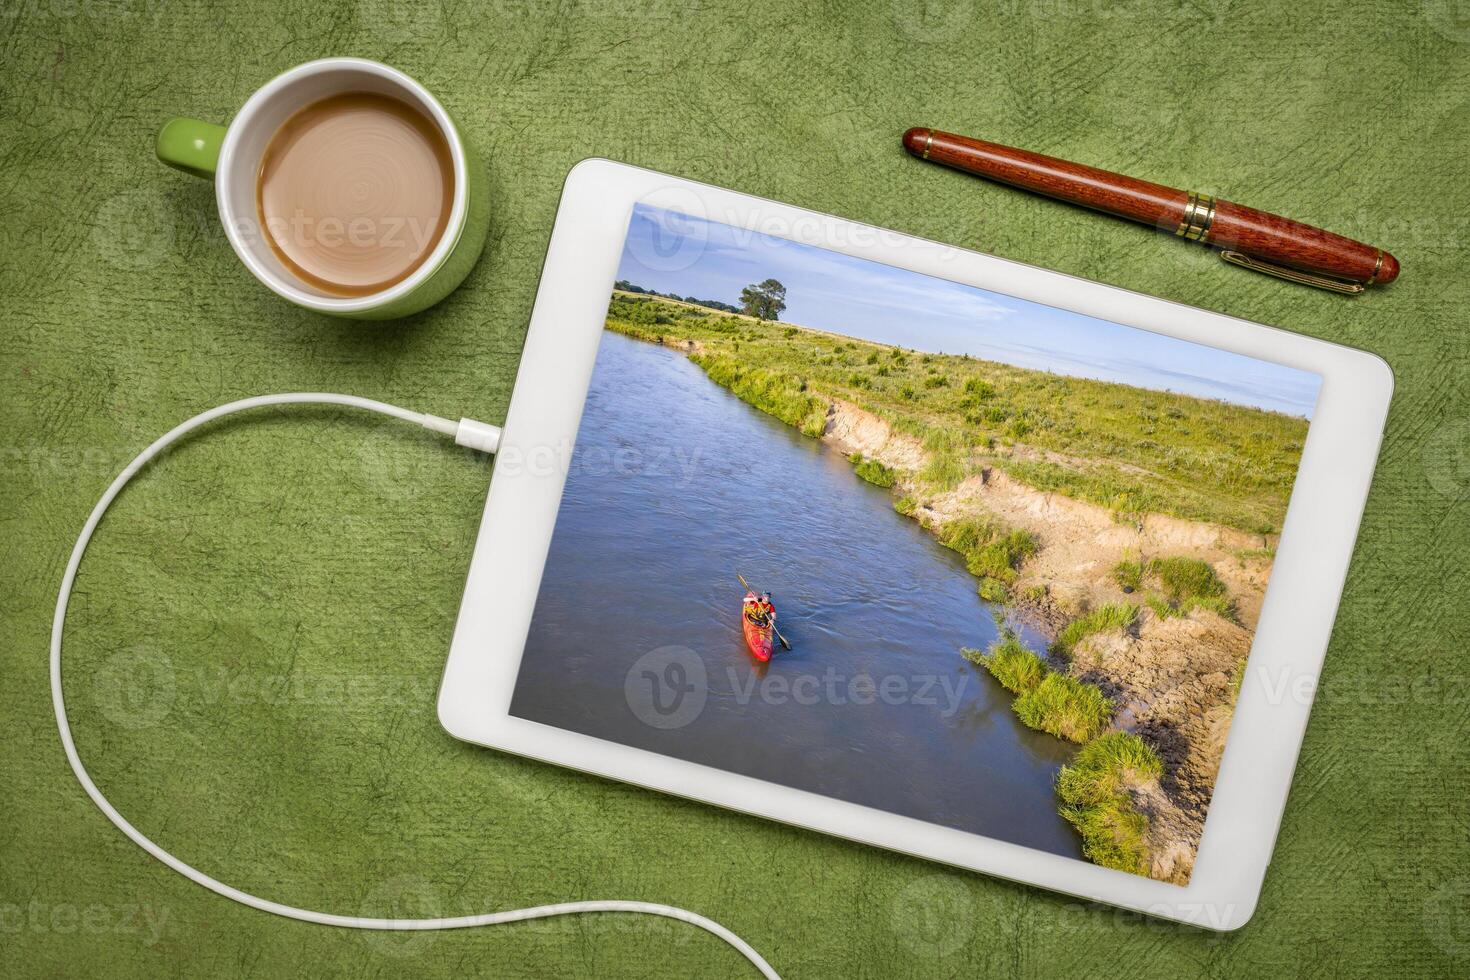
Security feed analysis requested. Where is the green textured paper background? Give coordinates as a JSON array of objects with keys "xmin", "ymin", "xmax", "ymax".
[{"xmin": 3, "ymin": 1, "xmax": 1468, "ymax": 976}]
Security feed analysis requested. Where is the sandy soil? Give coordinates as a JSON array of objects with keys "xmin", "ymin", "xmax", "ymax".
[
  {"xmin": 931, "ymin": 469, "xmax": 1274, "ymax": 630},
  {"xmin": 1070, "ymin": 612, "xmax": 1248, "ymax": 882},
  {"xmin": 819, "ymin": 399, "xmax": 1273, "ymax": 883},
  {"xmin": 821, "ymin": 398, "xmax": 927, "ymax": 470}
]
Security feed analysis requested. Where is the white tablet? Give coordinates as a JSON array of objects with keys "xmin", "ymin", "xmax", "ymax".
[{"xmin": 438, "ymin": 159, "xmax": 1392, "ymax": 929}]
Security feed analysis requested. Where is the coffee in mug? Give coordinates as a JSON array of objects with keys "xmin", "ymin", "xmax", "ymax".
[
  {"xmin": 256, "ymin": 92, "xmax": 454, "ymax": 297},
  {"xmin": 157, "ymin": 58, "xmax": 488, "ymax": 319}
]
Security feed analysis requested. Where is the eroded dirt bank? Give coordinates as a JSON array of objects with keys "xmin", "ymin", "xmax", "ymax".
[{"xmin": 821, "ymin": 398, "xmax": 1267, "ymax": 883}]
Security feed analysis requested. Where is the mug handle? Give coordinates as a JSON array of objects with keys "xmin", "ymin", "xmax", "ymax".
[{"xmin": 156, "ymin": 118, "xmax": 226, "ymax": 179}]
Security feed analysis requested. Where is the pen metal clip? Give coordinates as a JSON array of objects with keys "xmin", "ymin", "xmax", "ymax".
[{"xmin": 1219, "ymin": 250, "xmax": 1365, "ymax": 295}]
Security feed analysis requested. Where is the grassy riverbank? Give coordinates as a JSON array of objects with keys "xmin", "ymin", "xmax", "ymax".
[
  {"xmin": 606, "ymin": 291, "xmax": 1308, "ymax": 535},
  {"xmin": 606, "ymin": 292, "xmax": 1292, "ymax": 882},
  {"xmin": 964, "ymin": 629, "xmax": 1163, "ymax": 873}
]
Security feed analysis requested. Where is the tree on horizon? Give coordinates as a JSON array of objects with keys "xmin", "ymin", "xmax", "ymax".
[{"xmin": 739, "ymin": 279, "xmax": 787, "ymax": 321}]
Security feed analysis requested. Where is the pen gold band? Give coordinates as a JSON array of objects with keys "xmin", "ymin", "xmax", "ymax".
[
  {"xmin": 922, "ymin": 130, "xmax": 933, "ymax": 160},
  {"xmin": 1365, "ymin": 249, "xmax": 1384, "ymax": 286},
  {"xmin": 1175, "ymin": 191, "xmax": 1216, "ymax": 242}
]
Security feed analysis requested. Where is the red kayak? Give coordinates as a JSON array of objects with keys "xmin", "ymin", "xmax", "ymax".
[{"xmin": 741, "ymin": 592, "xmax": 776, "ymax": 662}]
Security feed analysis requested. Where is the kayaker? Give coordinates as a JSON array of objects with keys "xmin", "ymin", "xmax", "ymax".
[
  {"xmin": 743, "ymin": 592, "xmax": 764, "ymax": 625},
  {"xmin": 744, "ymin": 593, "xmax": 771, "ymax": 628},
  {"xmin": 759, "ymin": 593, "xmax": 776, "ymax": 624}
]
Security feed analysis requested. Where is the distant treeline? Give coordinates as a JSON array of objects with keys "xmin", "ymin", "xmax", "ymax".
[{"xmin": 614, "ymin": 280, "xmax": 740, "ymax": 314}]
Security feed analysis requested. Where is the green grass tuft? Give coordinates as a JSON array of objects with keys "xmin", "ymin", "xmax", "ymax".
[
  {"xmin": 919, "ymin": 452, "xmax": 966, "ymax": 491},
  {"xmin": 1145, "ymin": 594, "xmax": 1177, "ymax": 620},
  {"xmin": 970, "ymin": 530, "xmax": 1039, "ymax": 581},
  {"xmin": 1111, "ymin": 559, "xmax": 1143, "ymax": 592},
  {"xmin": 1149, "ymin": 556, "xmax": 1226, "ymax": 603},
  {"xmin": 977, "ymin": 577, "xmax": 1010, "ymax": 603},
  {"xmin": 1184, "ymin": 594, "xmax": 1236, "ymax": 619},
  {"xmin": 937, "ymin": 517, "xmax": 1037, "ymax": 592},
  {"xmin": 1056, "ymin": 732, "xmax": 1162, "ymax": 875},
  {"xmin": 1120, "ymin": 556, "xmax": 1237, "ymax": 623},
  {"xmin": 847, "ymin": 453, "xmax": 897, "ymax": 488},
  {"xmin": 1053, "ymin": 603, "xmax": 1137, "ymax": 658},
  {"xmin": 1229, "ymin": 656, "xmax": 1248, "ymax": 700},
  {"xmin": 963, "ymin": 377, "xmax": 995, "ymax": 401},
  {"xmin": 1013, "ymin": 674, "xmax": 1114, "ymax": 742},
  {"xmin": 977, "ymin": 634, "xmax": 1048, "ymax": 694},
  {"xmin": 920, "ymin": 427, "xmax": 965, "ymax": 453}
]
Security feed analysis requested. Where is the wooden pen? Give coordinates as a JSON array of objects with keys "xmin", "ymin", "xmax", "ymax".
[{"xmin": 902, "ymin": 128, "xmax": 1398, "ymax": 294}]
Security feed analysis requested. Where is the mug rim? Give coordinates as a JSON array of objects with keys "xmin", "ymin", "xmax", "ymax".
[{"xmin": 215, "ymin": 57, "xmax": 469, "ymax": 313}]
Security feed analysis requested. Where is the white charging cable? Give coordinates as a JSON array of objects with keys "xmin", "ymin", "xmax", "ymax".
[{"xmin": 50, "ymin": 393, "xmax": 780, "ymax": 979}]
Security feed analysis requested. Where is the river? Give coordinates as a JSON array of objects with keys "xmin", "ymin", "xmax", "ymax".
[{"xmin": 511, "ymin": 329, "xmax": 1083, "ymax": 859}]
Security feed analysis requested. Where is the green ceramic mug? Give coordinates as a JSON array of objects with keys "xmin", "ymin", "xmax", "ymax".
[{"xmin": 156, "ymin": 58, "xmax": 489, "ymax": 319}]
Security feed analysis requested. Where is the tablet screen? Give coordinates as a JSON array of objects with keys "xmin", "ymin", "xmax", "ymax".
[{"xmin": 509, "ymin": 202, "xmax": 1321, "ymax": 885}]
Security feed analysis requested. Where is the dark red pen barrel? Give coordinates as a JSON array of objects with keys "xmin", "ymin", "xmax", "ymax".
[
  {"xmin": 1206, "ymin": 201, "xmax": 1398, "ymax": 284},
  {"xmin": 905, "ymin": 128, "xmax": 1186, "ymax": 225},
  {"xmin": 903, "ymin": 128, "xmax": 1399, "ymax": 286}
]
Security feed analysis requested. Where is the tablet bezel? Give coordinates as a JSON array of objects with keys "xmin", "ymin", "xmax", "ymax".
[{"xmin": 437, "ymin": 159, "xmax": 1393, "ymax": 930}]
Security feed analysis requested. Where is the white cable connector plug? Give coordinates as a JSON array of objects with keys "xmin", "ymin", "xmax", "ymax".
[
  {"xmin": 419, "ymin": 413, "xmax": 501, "ymax": 454},
  {"xmin": 49, "ymin": 393, "xmax": 780, "ymax": 980},
  {"xmin": 455, "ymin": 417, "xmax": 502, "ymax": 454}
]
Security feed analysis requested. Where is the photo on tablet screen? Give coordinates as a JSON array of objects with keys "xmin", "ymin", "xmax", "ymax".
[{"xmin": 509, "ymin": 203, "xmax": 1322, "ymax": 885}]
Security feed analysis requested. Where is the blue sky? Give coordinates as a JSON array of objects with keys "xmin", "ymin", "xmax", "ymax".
[{"xmin": 616, "ymin": 204, "xmax": 1321, "ymax": 418}]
